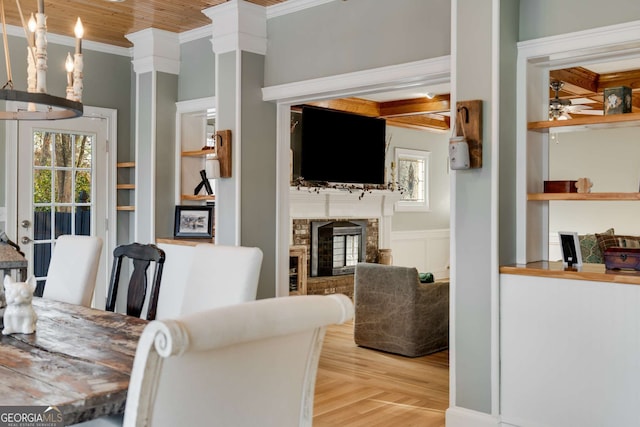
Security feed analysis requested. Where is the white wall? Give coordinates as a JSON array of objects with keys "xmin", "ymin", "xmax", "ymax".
[
  {"xmin": 549, "ymin": 126, "xmax": 640, "ymax": 236},
  {"xmin": 388, "ymin": 126, "xmax": 450, "ymax": 231}
]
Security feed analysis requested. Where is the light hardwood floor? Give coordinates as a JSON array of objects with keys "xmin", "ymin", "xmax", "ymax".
[{"xmin": 313, "ymin": 321, "xmax": 449, "ymax": 427}]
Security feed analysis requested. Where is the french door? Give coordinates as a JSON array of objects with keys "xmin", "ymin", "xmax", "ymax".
[{"xmin": 16, "ymin": 113, "xmax": 109, "ymax": 304}]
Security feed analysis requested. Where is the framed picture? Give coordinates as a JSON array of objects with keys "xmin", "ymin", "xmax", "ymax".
[
  {"xmin": 174, "ymin": 205, "xmax": 214, "ymax": 238},
  {"xmin": 558, "ymin": 231, "xmax": 582, "ymax": 268},
  {"xmin": 395, "ymin": 148, "xmax": 430, "ymax": 212}
]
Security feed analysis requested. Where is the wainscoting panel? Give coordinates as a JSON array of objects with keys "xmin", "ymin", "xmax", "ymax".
[{"xmin": 390, "ymin": 229, "xmax": 450, "ymax": 279}]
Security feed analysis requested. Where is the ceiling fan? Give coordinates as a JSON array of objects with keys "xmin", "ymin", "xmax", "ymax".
[{"xmin": 548, "ymin": 81, "xmax": 599, "ymax": 120}]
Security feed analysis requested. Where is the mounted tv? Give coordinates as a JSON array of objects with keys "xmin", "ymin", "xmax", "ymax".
[{"xmin": 299, "ymin": 105, "xmax": 386, "ymax": 185}]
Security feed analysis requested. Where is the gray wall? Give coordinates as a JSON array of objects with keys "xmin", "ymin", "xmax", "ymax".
[
  {"xmin": 155, "ymin": 72, "xmax": 178, "ymax": 238},
  {"xmin": 264, "ymin": 0, "xmax": 450, "ymax": 86},
  {"xmin": 240, "ymin": 52, "xmax": 277, "ymax": 299},
  {"xmin": 520, "ymin": 0, "xmax": 640, "ymax": 40},
  {"xmin": 178, "ymin": 38, "xmax": 215, "ymax": 101},
  {"xmin": 388, "ymin": 126, "xmax": 450, "ymax": 231}
]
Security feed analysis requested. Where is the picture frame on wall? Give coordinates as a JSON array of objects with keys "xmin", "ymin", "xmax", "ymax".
[
  {"xmin": 558, "ymin": 231, "xmax": 582, "ymax": 268},
  {"xmin": 395, "ymin": 148, "xmax": 430, "ymax": 212},
  {"xmin": 174, "ymin": 205, "xmax": 214, "ymax": 238}
]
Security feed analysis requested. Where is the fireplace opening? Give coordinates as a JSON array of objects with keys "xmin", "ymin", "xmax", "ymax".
[{"xmin": 311, "ymin": 220, "xmax": 366, "ymax": 276}]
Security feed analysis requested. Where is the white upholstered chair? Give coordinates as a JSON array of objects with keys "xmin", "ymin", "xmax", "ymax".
[
  {"xmin": 74, "ymin": 294, "xmax": 353, "ymax": 427},
  {"xmin": 177, "ymin": 243, "xmax": 263, "ymax": 316},
  {"xmin": 42, "ymin": 235, "xmax": 103, "ymax": 307}
]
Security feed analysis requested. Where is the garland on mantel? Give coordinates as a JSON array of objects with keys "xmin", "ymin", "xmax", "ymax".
[{"xmin": 292, "ymin": 177, "xmax": 404, "ymax": 200}]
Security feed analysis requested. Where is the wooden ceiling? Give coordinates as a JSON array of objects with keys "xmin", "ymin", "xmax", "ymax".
[
  {"xmin": 0, "ymin": 0, "xmax": 288, "ymax": 48},
  {"xmin": 549, "ymin": 66, "xmax": 640, "ymax": 116}
]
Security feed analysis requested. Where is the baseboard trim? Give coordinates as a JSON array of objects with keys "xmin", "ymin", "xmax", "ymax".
[{"xmin": 445, "ymin": 407, "xmax": 500, "ymax": 427}]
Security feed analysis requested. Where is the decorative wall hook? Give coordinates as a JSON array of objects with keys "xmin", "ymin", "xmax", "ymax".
[
  {"xmin": 455, "ymin": 100, "xmax": 483, "ymax": 169},
  {"xmin": 457, "ymin": 106, "xmax": 469, "ymax": 123}
]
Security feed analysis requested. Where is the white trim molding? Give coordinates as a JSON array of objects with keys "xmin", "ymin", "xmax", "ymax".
[
  {"xmin": 267, "ymin": 0, "xmax": 336, "ymax": 18},
  {"xmin": 125, "ymin": 28, "xmax": 181, "ymax": 75},
  {"xmin": 446, "ymin": 406, "xmax": 501, "ymax": 427},
  {"xmin": 262, "ymin": 56, "xmax": 451, "ymax": 104},
  {"xmin": 203, "ymin": 0, "xmax": 267, "ymax": 55}
]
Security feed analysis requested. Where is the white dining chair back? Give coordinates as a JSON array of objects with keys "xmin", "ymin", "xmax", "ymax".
[
  {"xmin": 178, "ymin": 244, "xmax": 263, "ymax": 316},
  {"xmin": 124, "ymin": 294, "xmax": 353, "ymax": 427},
  {"xmin": 43, "ymin": 235, "xmax": 103, "ymax": 307}
]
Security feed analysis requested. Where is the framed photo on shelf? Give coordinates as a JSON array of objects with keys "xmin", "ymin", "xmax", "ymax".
[
  {"xmin": 558, "ymin": 231, "xmax": 582, "ymax": 268},
  {"xmin": 174, "ymin": 205, "xmax": 214, "ymax": 238}
]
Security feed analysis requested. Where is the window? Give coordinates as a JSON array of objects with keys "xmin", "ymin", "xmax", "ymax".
[{"xmin": 395, "ymin": 148, "xmax": 430, "ymax": 212}]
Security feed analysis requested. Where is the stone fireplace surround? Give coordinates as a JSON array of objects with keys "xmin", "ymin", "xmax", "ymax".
[{"xmin": 290, "ymin": 188, "xmax": 401, "ymax": 297}]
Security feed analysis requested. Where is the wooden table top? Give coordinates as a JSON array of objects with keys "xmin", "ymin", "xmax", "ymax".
[{"xmin": 0, "ymin": 298, "xmax": 148, "ymax": 424}]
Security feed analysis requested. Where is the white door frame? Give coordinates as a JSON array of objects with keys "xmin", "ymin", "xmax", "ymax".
[{"xmin": 5, "ymin": 105, "xmax": 117, "ymax": 307}]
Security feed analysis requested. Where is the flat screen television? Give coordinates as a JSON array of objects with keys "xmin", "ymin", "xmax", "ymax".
[{"xmin": 299, "ymin": 105, "xmax": 386, "ymax": 185}]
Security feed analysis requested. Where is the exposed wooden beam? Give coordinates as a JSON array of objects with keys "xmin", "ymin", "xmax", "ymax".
[
  {"xmin": 304, "ymin": 98, "xmax": 380, "ymax": 117},
  {"xmin": 597, "ymin": 69, "xmax": 640, "ymax": 90},
  {"xmin": 386, "ymin": 114, "xmax": 450, "ymax": 131},
  {"xmin": 379, "ymin": 95, "xmax": 451, "ymax": 117},
  {"xmin": 550, "ymin": 67, "xmax": 599, "ymax": 94}
]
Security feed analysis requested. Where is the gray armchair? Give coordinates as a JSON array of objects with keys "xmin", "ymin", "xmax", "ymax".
[{"xmin": 354, "ymin": 262, "xmax": 449, "ymax": 357}]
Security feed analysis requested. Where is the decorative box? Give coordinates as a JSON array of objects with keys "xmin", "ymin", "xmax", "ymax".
[
  {"xmin": 544, "ymin": 180, "xmax": 577, "ymax": 193},
  {"xmin": 603, "ymin": 86, "xmax": 632, "ymax": 115},
  {"xmin": 604, "ymin": 247, "xmax": 640, "ymax": 271}
]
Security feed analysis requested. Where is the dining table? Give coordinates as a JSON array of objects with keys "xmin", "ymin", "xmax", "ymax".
[{"xmin": 0, "ymin": 297, "xmax": 148, "ymax": 424}]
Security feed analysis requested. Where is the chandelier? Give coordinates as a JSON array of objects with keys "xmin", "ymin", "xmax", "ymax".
[{"xmin": 0, "ymin": 0, "xmax": 83, "ymax": 119}]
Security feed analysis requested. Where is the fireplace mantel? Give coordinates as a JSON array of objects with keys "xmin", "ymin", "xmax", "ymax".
[{"xmin": 289, "ymin": 187, "xmax": 402, "ymax": 248}]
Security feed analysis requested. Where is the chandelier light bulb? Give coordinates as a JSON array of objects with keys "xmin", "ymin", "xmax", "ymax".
[
  {"xmin": 65, "ymin": 53, "xmax": 74, "ymax": 73},
  {"xmin": 28, "ymin": 13, "xmax": 36, "ymax": 33},
  {"xmin": 75, "ymin": 18, "xmax": 84, "ymax": 39}
]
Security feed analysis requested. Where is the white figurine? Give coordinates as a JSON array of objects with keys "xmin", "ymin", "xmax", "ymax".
[{"xmin": 3, "ymin": 275, "xmax": 37, "ymax": 335}]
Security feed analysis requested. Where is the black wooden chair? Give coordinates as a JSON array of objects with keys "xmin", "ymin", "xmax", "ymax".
[{"xmin": 106, "ymin": 243, "xmax": 166, "ymax": 321}]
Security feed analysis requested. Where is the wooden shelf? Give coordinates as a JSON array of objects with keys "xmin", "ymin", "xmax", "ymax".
[
  {"xmin": 117, "ymin": 161, "xmax": 135, "ymax": 211},
  {"xmin": 528, "ymin": 192, "xmax": 640, "ymax": 201},
  {"xmin": 181, "ymin": 149, "xmax": 216, "ymax": 157},
  {"xmin": 500, "ymin": 261, "xmax": 640, "ymax": 286},
  {"xmin": 181, "ymin": 194, "xmax": 215, "ymax": 201},
  {"xmin": 528, "ymin": 112, "xmax": 640, "ymax": 132}
]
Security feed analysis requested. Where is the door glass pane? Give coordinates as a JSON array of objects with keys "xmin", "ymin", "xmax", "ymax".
[
  {"xmin": 33, "ymin": 169, "xmax": 51, "ymax": 203},
  {"xmin": 33, "ymin": 132, "xmax": 52, "ymax": 167},
  {"xmin": 55, "ymin": 169, "xmax": 73, "ymax": 203},
  {"xmin": 55, "ymin": 133, "xmax": 72, "ymax": 167},
  {"xmin": 31, "ymin": 129, "xmax": 95, "ymax": 290}
]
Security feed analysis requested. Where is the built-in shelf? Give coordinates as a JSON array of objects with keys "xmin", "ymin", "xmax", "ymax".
[
  {"xmin": 528, "ymin": 112, "xmax": 640, "ymax": 132},
  {"xmin": 181, "ymin": 194, "xmax": 216, "ymax": 201},
  {"xmin": 181, "ymin": 149, "xmax": 216, "ymax": 157},
  {"xmin": 117, "ymin": 161, "xmax": 135, "ymax": 211},
  {"xmin": 528, "ymin": 192, "xmax": 640, "ymax": 201}
]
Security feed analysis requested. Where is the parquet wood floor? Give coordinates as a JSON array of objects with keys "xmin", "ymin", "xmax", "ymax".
[{"xmin": 314, "ymin": 321, "xmax": 449, "ymax": 427}]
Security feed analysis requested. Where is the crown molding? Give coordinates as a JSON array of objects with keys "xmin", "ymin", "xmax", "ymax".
[
  {"xmin": 266, "ymin": 0, "xmax": 336, "ymax": 19},
  {"xmin": 202, "ymin": 0, "xmax": 267, "ymax": 55},
  {"xmin": 126, "ymin": 28, "xmax": 181, "ymax": 74},
  {"xmin": 262, "ymin": 56, "xmax": 451, "ymax": 104}
]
